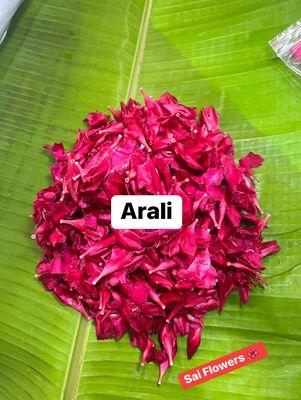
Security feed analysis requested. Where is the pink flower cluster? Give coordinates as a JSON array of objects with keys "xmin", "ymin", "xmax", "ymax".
[{"xmin": 32, "ymin": 90, "xmax": 279, "ymax": 383}]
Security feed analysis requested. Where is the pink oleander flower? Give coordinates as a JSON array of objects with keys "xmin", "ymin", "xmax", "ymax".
[
  {"xmin": 32, "ymin": 90, "xmax": 279, "ymax": 384},
  {"xmin": 291, "ymin": 41, "xmax": 301, "ymax": 61}
]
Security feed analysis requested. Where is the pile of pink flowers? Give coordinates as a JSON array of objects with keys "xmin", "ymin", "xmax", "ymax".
[{"xmin": 32, "ymin": 90, "xmax": 279, "ymax": 383}]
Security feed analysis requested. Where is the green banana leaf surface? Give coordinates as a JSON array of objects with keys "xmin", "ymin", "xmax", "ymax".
[{"xmin": 0, "ymin": 1, "xmax": 301, "ymax": 399}]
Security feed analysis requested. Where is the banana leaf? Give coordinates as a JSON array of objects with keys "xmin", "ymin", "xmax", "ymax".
[{"xmin": 0, "ymin": 1, "xmax": 301, "ymax": 399}]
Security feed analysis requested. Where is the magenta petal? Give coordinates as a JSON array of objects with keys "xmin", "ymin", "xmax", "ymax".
[
  {"xmin": 239, "ymin": 152, "xmax": 264, "ymax": 169},
  {"xmin": 187, "ymin": 326, "xmax": 202, "ymax": 359},
  {"xmin": 160, "ymin": 324, "xmax": 176, "ymax": 366}
]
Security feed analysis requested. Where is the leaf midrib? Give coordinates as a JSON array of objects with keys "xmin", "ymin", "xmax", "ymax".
[
  {"xmin": 60, "ymin": 1, "xmax": 153, "ymax": 399},
  {"xmin": 126, "ymin": 0, "xmax": 153, "ymax": 100},
  {"xmin": 61, "ymin": 318, "xmax": 91, "ymax": 400}
]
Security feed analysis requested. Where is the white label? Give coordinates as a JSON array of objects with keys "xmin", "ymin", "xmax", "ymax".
[{"xmin": 111, "ymin": 195, "xmax": 182, "ymax": 230}]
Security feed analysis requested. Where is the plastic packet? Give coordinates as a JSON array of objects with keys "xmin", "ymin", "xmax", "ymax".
[
  {"xmin": 269, "ymin": 20, "xmax": 301, "ymax": 76},
  {"xmin": 0, "ymin": 1, "xmax": 23, "ymax": 44}
]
